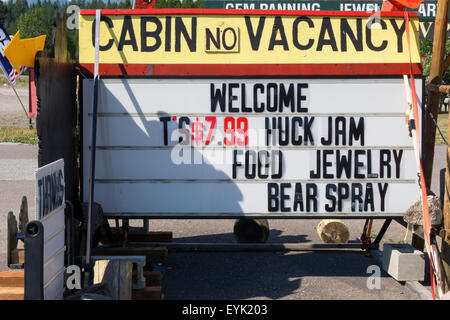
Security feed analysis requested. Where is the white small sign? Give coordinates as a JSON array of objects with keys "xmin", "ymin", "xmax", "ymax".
[
  {"xmin": 35, "ymin": 159, "xmax": 65, "ymax": 220},
  {"xmin": 35, "ymin": 158, "xmax": 66, "ymax": 300}
]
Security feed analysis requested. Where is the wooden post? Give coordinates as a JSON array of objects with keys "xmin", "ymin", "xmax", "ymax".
[
  {"xmin": 423, "ymin": 0, "xmax": 449, "ymax": 188},
  {"xmin": 428, "ymin": 0, "xmax": 450, "ymax": 295},
  {"xmin": 443, "ymin": 102, "xmax": 450, "ymax": 293}
]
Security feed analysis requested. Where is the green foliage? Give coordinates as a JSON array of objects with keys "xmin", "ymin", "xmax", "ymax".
[
  {"xmin": 420, "ymin": 39, "xmax": 450, "ymax": 84},
  {"xmin": 117, "ymin": 0, "xmax": 132, "ymax": 9},
  {"xmin": 155, "ymin": 0, "xmax": 203, "ymax": 8},
  {"xmin": 0, "ymin": 127, "xmax": 38, "ymax": 145},
  {"xmin": 17, "ymin": 7, "xmax": 53, "ymax": 54},
  {"xmin": 0, "ymin": 74, "xmax": 27, "ymax": 86},
  {"xmin": 0, "ymin": 2, "xmax": 8, "ymax": 24}
]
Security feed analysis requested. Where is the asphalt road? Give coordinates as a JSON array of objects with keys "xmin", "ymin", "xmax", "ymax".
[{"xmin": 1, "ymin": 143, "xmax": 446, "ymax": 299}]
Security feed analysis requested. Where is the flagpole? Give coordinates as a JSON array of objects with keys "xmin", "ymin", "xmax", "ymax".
[{"xmin": 11, "ymin": 84, "xmax": 30, "ymax": 119}]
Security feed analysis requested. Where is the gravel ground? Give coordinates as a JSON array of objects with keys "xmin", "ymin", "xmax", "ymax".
[{"xmin": 0, "ymin": 85, "xmax": 30, "ymax": 128}]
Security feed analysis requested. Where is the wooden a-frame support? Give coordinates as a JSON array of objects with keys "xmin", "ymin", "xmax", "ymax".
[{"xmin": 424, "ymin": 0, "xmax": 450, "ymax": 294}]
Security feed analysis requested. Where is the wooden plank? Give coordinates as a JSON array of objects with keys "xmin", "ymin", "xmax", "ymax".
[
  {"xmin": 126, "ymin": 232, "xmax": 172, "ymax": 243},
  {"xmin": 424, "ymin": 0, "xmax": 450, "ymax": 188},
  {"xmin": 426, "ymin": 84, "xmax": 450, "ymax": 94},
  {"xmin": 92, "ymin": 247, "xmax": 167, "ymax": 263},
  {"xmin": 443, "ymin": 88, "xmax": 450, "ymax": 294},
  {"xmin": 133, "ymin": 271, "xmax": 161, "ymax": 287},
  {"xmin": 94, "ymin": 260, "xmax": 133, "ymax": 300},
  {"xmin": 105, "ymin": 232, "xmax": 173, "ymax": 244},
  {"xmin": 0, "ymin": 287, "xmax": 24, "ymax": 300},
  {"xmin": 0, "ymin": 271, "xmax": 24, "ymax": 287},
  {"xmin": 140, "ymin": 242, "xmax": 363, "ymax": 251},
  {"xmin": 10, "ymin": 249, "xmax": 24, "ymax": 265},
  {"xmin": 144, "ymin": 271, "xmax": 161, "ymax": 287},
  {"xmin": 430, "ymin": 0, "xmax": 450, "ymax": 296},
  {"xmin": 132, "ymin": 286, "xmax": 162, "ymax": 300}
]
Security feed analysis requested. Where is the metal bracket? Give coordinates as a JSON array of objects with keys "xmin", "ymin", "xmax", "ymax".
[
  {"xmin": 24, "ymin": 221, "xmax": 44, "ymax": 300},
  {"xmin": 368, "ymin": 219, "xmax": 393, "ymax": 251}
]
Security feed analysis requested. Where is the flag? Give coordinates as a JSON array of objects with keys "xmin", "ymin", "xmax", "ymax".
[
  {"xmin": 134, "ymin": 0, "xmax": 155, "ymax": 9},
  {"xmin": 0, "ymin": 22, "xmax": 26, "ymax": 87}
]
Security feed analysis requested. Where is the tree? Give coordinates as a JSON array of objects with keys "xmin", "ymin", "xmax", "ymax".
[
  {"xmin": 420, "ymin": 39, "xmax": 450, "ymax": 85},
  {"xmin": 17, "ymin": 7, "xmax": 53, "ymax": 54},
  {"xmin": 0, "ymin": 2, "xmax": 8, "ymax": 24},
  {"xmin": 118, "ymin": 0, "xmax": 132, "ymax": 9}
]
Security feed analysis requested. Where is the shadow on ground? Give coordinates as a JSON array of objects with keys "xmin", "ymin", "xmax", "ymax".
[
  {"xmin": 168, "ymin": 229, "xmax": 311, "ymax": 244},
  {"xmin": 162, "ymin": 231, "xmax": 399, "ymax": 300}
]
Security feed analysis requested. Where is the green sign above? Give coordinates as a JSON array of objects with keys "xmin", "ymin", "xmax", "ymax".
[
  {"xmin": 204, "ymin": 0, "xmax": 450, "ymax": 40},
  {"xmin": 204, "ymin": 0, "xmax": 442, "ymax": 20}
]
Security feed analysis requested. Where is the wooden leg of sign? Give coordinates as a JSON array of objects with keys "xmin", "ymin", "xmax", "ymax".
[
  {"xmin": 428, "ymin": 0, "xmax": 450, "ymax": 296},
  {"xmin": 411, "ymin": 233, "xmax": 425, "ymax": 252},
  {"xmin": 442, "ymin": 110, "xmax": 450, "ymax": 293},
  {"xmin": 7, "ymin": 212, "xmax": 19, "ymax": 268},
  {"xmin": 143, "ymin": 219, "xmax": 149, "ymax": 233},
  {"xmin": 370, "ymin": 219, "xmax": 392, "ymax": 250},
  {"xmin": 115, "ymin": 219, "xmax": 120, "ymax": 234},
  {"xmin": 19, "ymin": 196, "xmax": 28, "ymax": 234},
  {"xmin": 442, "ymin": 235, "xmax": 450, "ymax": 293},
  {"xmin": 424, "ymin": 0, "xmax": 449, "ymax": 188}
]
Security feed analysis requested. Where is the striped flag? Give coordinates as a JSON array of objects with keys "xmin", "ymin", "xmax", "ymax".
[{"xmin": 0, "ymin": 22, "xmax": 26, "ymax": 87}]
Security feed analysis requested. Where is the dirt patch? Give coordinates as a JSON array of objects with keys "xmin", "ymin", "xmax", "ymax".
[{"xmin": 0, "ymin": 111, "xmax": 30, "ymax": 128}]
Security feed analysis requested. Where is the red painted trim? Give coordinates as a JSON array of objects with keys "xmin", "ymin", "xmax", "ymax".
[
  {"xmin": 78, "ymin": 63, "xmax": 422, "ymax": 76},
  {"xmin": 78, "ymin": 63, "xmax": 151, "ymax": 76},
  {"xmin": 79, "ymin": 8, "xmax": 419, "ymax": 18},
  {"xmin": 28, "ymin": 68, "xmax": 37, "ymax": 118}
]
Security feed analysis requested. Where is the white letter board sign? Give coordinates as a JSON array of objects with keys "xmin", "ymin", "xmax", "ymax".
[{"xmin": 82, "ymin": 77, "xmax": 422, "ymax": 218}]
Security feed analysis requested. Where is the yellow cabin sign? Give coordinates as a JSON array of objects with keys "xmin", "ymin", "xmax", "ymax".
[{"xmin": 79, "ymin": 10, "xmax": 421, "ymax": 65}]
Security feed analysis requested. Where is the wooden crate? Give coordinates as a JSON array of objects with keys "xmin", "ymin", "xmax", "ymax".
[{"xmin": 0, "ymin": 271, "xmax": 24, "ymax": 300}]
